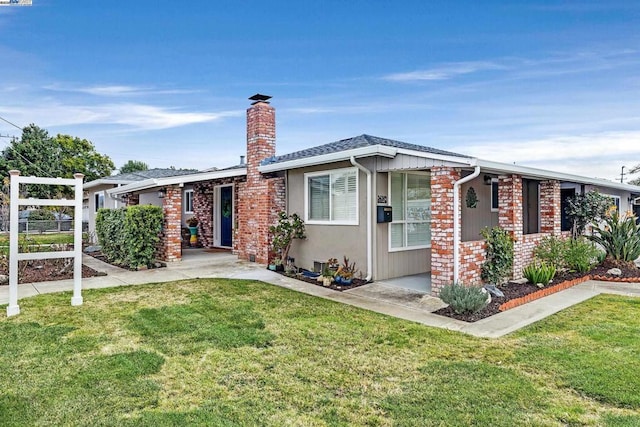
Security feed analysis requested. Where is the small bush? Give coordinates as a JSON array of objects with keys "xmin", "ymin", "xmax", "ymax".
[
  {"xmin": 523, "ymin": 261, "xmax": 556, "ymax": 287},
  {"xmin": 439, "ymin": 283, "xmax": 488, "ymax": 314},
  {"xmin": 565, "ymin": 238, "xmax": 601, "ymax": 273},
  {"xmin": 27, "ymin": 209, "xmax": 56, "ymax": 233},
  {"xmin": 480, "ymin": 226, "xmax": 514, "ymax": 285},
  {"xmin": 533, "ymin": 236, "xmax": 567, "ymax": 270}
]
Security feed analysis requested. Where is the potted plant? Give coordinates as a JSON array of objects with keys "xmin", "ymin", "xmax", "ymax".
[
  {"xmin": 268, "ymin": 257, "xmax": 283, "ymax": 271},
  {"xmin": 187, "ymin": 216, "xmax": 199, "ymax": 247},
  {"xmin": 335, "ymin": 256, "xmax": 357, "ymax": 285},
  {"xmin": 321, "ymin": 265, "xmax": 334, "ymax": 287}
]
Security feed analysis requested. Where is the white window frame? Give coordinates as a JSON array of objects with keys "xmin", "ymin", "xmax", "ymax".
[
  {"xmin": 388, "ymin": 171, "xmax": 431, "ymax": 252},
  {"xmin": 94, "ymin": 192, "xmax": 104, "ymax": 212},
  {"xmin": 184, "ymin": 189, "xmax": 194, "ymax": 214},
  {"xmin": 304, "ymin": 167, "xmax": 359, "ymax": 225},
  {"xmin": 604, "ymin": 194, "xmax": 621, "ymax": 213},
  {"xmin": 490, "ymin": 179, "xmax": 499, "ymax": 212}
]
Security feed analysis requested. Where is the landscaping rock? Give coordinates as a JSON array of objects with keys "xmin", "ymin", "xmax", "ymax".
[
  {"xmin": 484, "ymin": 284, "xmax": 504, "ymax": 298},
  {"xmin": 481, "ymin": 287, "xmax": 491, "ymax": 304},
  {"xmin": 607, "ymin": 268, "xmax": 622, "ymax": 276},
  {"xmin": 84, "ymin": 245, "xmax": 102, "ymax": 253},
  {"xmin": 0, "ymin": 274, "xmax": 7, "ymax": 285}
]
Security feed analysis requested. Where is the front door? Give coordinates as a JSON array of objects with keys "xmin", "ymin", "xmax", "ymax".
[{"xmin": 220, "ymin": 186, "xmax": 233, "ymax": 247}]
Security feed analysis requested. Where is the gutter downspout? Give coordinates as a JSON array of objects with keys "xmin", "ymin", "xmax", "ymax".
[
  {"xmin": 350, "ymin": 156, "xmax": 373, "ymax": 281},
  {"xmin": 453, "ymin": 162, "xmax": 480, "ymax": 284}
]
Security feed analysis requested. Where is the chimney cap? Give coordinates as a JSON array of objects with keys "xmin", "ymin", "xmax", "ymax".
[{"xmin": 249, "ymin": 93, "xmax": 272, "ymax": 104}]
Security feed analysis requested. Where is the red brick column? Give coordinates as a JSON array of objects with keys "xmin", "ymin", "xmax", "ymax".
[
  {"xmin": 540, "ymin": 180, "xmax": 561, "ymax": 235},
  {"xmin": 498, "ymin": 175, "xmax": 524, "ymax": 279},
  {"xmin": 235, "ymin": 97, "xmax": 286, "ymax": 264},
  {"xmin": 430, "ymin": 167, "xmax": 460, "ymax": 295},
  {"xmin": 157, "ymin": 186, "xmax": 182, "ymax": 262}
]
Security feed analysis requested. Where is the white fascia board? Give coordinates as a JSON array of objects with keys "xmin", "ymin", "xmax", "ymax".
[
  {"xmin": 83, "ymin": 179, "xmax": 134, "ymax": 190},
  {"xmin": 259, "ymin": 145, "xmax": 399, "ymax": 173},
  {"xmin": 394, "ymin": 148, "xmax": 476, "ymax": 166},
  {"xmin": 108, "ymin": 169, "xmax": 246, "ymax": 196},
  {"xmin": 477, "ymin": 159, "xmax": 640, "ymax": 193}
]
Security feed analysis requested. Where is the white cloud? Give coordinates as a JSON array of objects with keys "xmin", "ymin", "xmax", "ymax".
[
  {"xmin": 1, "ymin": 102, "xmax": 242, "ymax": 130},
  {"xmin": 383, "ymin": 61, "xmax": 505, "ymax": 82},
  {"xmin": 44, "ymin": 83, "xmax": 201, "ymax": 97},
  {"xmin": 452, "ymin": 131, "xmax": 640, "ymax": 182}
]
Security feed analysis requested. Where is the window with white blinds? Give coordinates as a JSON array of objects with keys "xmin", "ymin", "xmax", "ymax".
[
  {"xmin": 305, "ymin": 168, "xmax": 358, "ymax": 224},
  {"xmin": 389, "ymin": 172, "xmax": 431, "ymax": 250}
]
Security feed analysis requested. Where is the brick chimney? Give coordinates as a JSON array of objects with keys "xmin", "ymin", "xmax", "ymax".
[
  {"xmin": 235, "ymin": 94, "xmax": 286, "ymax": 264},
  {"xmin": 246, "ymin": 94, "xmax": 275, "ymax": 183}
]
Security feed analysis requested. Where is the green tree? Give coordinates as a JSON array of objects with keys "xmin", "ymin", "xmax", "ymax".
[
  {"xmin": 565, "ymin": 191, "xmax": 611, "ymax": 239},
  {"xmin": 0, "ymin": 124, "xmax": 114, "ymax": 198},
  {"xmin": 120, "ymin": 160, "xmax": 149, "ymax": 174}
]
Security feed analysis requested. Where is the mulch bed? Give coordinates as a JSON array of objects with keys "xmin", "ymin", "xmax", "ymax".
[
  {"xmin": 87, "ymin": 251, "xmax": 165, "ymax": 271},
  {"xmin": 434, "ymin": 260, "xmax": 640, "ymax": 323},
  {"xmin": 1, "ymin": 259, "xmax": 105, "ymax": 285},
  {"xmin": 273, "ymin": 269, "xmax": 369, "ymax": 291}
]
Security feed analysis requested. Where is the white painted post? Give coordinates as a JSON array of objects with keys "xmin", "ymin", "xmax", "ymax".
[
  {"xmin": 7, "ymin": 170, "xmax": 21, "ymax": 317},
  {"xmin": 71, "ymin": 173, "xmax": 84, "ymax": 306},
  {"xmin": 7, "ymin": 171, "xmax": 85, "ymax": 316}
]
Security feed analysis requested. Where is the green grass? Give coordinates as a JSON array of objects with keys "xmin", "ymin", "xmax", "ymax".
[
  {"xmin": 1, "ymin": 279, "xmax": 640, "ymax": 426},
  {"xmin": 0, "ymin": 232, "xmax": 82, "ymax": 246}
]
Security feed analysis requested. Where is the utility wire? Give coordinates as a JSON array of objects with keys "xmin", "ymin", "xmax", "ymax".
[{"xmin": 0, "ymin": 115, "xmax": 23, "ymax": 131}]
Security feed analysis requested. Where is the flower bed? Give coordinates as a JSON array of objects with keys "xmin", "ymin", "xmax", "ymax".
[{"xmin": 435, "ymin": 263, "xmax": 640, "ymax": 322}]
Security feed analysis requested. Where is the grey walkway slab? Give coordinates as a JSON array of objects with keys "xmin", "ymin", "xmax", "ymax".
[{"xmin": 2, "ymin": 251, "xmax": 640, "ymax": 339}]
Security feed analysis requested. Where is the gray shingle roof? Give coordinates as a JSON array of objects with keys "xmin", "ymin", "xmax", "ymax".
[
  {"xmin": 261, "ymin": 134, "xmax": 470, "ymax": 165},
  {"xmin": 102, "ymin": 168, "xmax": 199, "ymax": 182}
]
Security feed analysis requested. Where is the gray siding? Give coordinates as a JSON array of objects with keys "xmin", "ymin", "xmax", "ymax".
[
  {"xmin": 461, "ymin": 176, "xmax": 498, "ymax": 241},
  {"xmin": 287, "ymin": 161, "xmax": 368, "ymax": 275},
  {"xmin": 374, "ymin": 171, "xmax": 430, "ymax": 280},
  {"xmin": 375, "ymin": 153, "xmax": 467, "ymax": 172}
]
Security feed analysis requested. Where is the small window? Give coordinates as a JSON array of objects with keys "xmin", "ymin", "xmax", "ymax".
[
  {"xmin": 305, "ymin": 168, "xmax": 358, "ymax": 224},
  {"xmin": 604, "ymin": 195, "xmax": 620, "ymax": 213},
  {"xmin": 184, "ymin": 189, "xmax": 194, "ymax": 213},
  {"xmin": 94, "ymin": 192, "xmax": 104, "ymax": 212},
  {"xmin": 491, "ymin": 180, "xmax": 499, "ymax": 212}
]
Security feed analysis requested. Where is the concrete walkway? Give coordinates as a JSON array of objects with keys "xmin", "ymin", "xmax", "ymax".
[{"xmin": 2, "ymin": 250, "xmax": 640, "ymax": 338}]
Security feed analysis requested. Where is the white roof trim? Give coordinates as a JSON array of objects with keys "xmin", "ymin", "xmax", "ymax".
[
  {"xmin": 259, "ymin": 145, "xmax": 398, "ymax": 173},
  {"xmin": 83, "ymin": 178, "xmax": 135, "ymax": 190},
  {"xmin": 476, "ymin": 159, "xmax": 640, "ymax": 193},
  {"xmin": 108, "ymin": 168, "xmax": 246, "ymax": 196}
]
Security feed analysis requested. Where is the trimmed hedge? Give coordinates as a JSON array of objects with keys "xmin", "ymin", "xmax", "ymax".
[{"xmin": 95, "ymin": 205, "xmax": 163, "ymax": 268}]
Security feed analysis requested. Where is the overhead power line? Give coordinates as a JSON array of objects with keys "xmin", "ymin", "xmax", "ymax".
[{"xmin": 0, "ymin": 115, "xmax": 23, "ymax": 131}]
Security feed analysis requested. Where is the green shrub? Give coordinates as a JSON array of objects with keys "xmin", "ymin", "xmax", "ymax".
[
  {"xmin": 96, "ymin": 206, "xmax": 162, "ymax": 268},
  {"xmin": 533, "ymin": 236, "xmax": 567, "ymax": 270},
  {"xmin": 564, "ymin": 237, "xmax": 601, "ymax": 273},
  {"xmin": 439, "ymin": 283, "xmax": 488, "ymax": 314},
  {"xmin": 588, "ymin": 209, "xmax": 640, "ymax": 263},
  {"xmin": 480, "ymin": 226, "xmax": 514, "ymax": 285},
  {"xmin": 522, "ymin": 261, "xmax": 556, "ymax": 287},
  {"xmin": 96, "ymin": 208, "xmax": 127, "ymax": 265},
  {"xmin": 124, "ymin": 205, "xmax": 163, "ymax": 268}
]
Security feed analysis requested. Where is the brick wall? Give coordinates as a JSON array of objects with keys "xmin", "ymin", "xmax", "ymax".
[
  {"xmin": 235, "ymin": 99, "xmax": 286, "ymax": 264},
  {"xmin": 458, "ymin": 240, "xmax": 486, "ymax": 285},
  {"xmin": 156, "ymin": 186, "xmax": 182, "ymax": 262},
  {"xmin": 193, "ymin": 177, "xmax": 242, "ymax": 248},
  {"xmin": 430, "ymin": 167, "xmax": 460, "ymax": 294},
  {"xmin": 124, "ymin": 194, "xmax": 139, "ymax": 206},
  {"xmin": 540, "ymin": 180, "xmax": 561, "ymax": 235}
]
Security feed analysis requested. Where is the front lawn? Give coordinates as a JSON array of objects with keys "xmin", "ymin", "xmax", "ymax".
[{"xmin": 1, "ymin": 279, "xmax": 639, "ymax": 426}]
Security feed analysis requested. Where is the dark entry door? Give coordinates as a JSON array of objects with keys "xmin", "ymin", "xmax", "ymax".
[{"xmin": 220, "ymin": 186, "xmax": 233, "ymax": 247}]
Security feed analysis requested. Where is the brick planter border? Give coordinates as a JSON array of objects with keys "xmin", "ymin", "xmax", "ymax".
[
  {"xmin": 591, "ymin": 275, "xmax": 640, "ymax": 283},
  {"xmin": 498, "ymin": 276, "xmax": 592, "ymax": 312}
]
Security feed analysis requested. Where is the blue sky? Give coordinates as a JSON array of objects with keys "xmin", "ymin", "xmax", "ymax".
[{"xmin": 1, "ymin": 1, "xmax": 639, "ymax": 182}]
